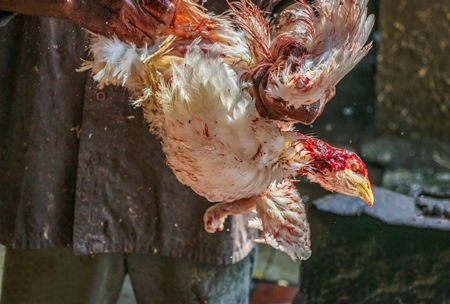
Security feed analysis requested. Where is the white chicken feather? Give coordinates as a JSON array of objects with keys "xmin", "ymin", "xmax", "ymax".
[{"xmin": 159, "ymin": 42, "xmax": 292, "ymax": 202}]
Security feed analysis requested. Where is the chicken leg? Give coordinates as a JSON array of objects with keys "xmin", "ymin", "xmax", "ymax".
[{"xmin": 203, "ymin": 196, "xmax": 257, "ymax": 233}]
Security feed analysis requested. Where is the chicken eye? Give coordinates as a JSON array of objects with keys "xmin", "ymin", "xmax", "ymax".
[{"xmin": 350, "ymin": 161, "xmax": 360, "ymax": 172}]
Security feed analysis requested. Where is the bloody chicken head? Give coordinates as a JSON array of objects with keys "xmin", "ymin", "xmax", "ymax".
[{"xmin": 300, "ymin": 137, "xmax": 374, "ymax": 206}]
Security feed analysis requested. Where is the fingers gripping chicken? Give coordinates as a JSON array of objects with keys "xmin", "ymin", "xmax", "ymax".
[{"xmin": 80, "ymin": 0, "xmax": 374, "ymax": 123}]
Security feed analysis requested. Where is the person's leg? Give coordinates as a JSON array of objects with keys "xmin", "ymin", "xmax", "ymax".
[
  {"xmin": 0, "ymin": 247, "xmax": 125, "ymax": 304},
  {"xmin": 126, "ymin": 250, "xmax": 256, "ymax": 304}
]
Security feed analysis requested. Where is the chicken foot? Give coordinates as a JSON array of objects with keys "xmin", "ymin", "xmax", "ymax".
[{"xmin": 203, "ymin": 196, "xmax": 257, "ymax": 233}]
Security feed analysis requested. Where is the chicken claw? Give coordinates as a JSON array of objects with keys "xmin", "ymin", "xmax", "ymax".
[{"xmin": 203, "ymin": 196, "xmax": 257, "ymax": 233}]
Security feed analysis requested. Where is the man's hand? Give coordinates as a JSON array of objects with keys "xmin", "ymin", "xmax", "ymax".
[
  {"xmin": 69, "ymin": 0, "xmax": 176, "ymax": 46},
  {"xmin": 0, "ymin": 0, "xmax": 177, "ymax": 46}
]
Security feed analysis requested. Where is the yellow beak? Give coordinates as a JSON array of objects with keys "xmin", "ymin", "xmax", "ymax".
[
  {"xmin": 342, "ymin": 169, "xmax": 374, "ymax": 206},
  {"xmin": 356, "ymin": 180, "xmax": 374, "ymax": 207}
]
